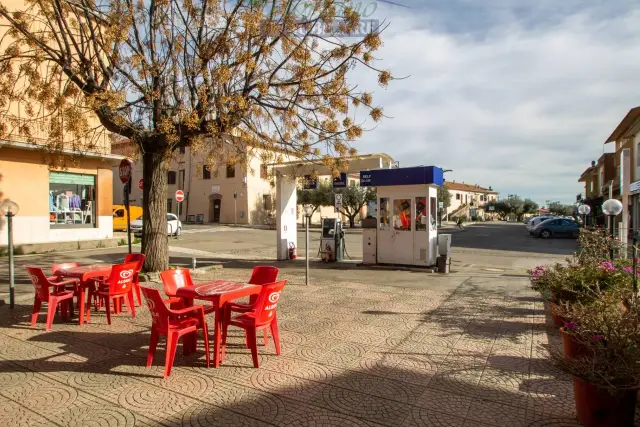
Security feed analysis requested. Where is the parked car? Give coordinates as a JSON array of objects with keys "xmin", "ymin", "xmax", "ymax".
[
  {"xmin": 531, "ymin": 218, "xmax": 580, "ymax": 239},
  {"xmin": 112, "ymin": 205, "xmax": 143, "ymax": 231},
  {"xmin": 526, "ymin": 215, "xmax": 556, "ymax": 232},
  {"xmin": 130, "ymin": 213, "xmax": 182, "ymax": 237}
]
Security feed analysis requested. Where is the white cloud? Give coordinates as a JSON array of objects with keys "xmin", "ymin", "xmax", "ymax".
[{"xmin": 348, "ymin": 3, "xmax": 640, "ymax": 205}]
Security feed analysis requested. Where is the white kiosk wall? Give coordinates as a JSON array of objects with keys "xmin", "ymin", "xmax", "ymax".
[
  {"xmin": 377, "ymin": 184, "xmax": 438, "ymax": 266},
  {"xmin": 276, "ymin": 172, "xmax": 297, "ymax": 260}
]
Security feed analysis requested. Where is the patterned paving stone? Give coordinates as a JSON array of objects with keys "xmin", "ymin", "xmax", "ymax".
[
  {"xmin": 245, "ymin": 369, "xmax": 326, "ymax": 401},
  {"xmin": 330, "ymin": 370, "xmax": 425, "ymax": 404},
  {"xmin": 409, "ymin": 406, "xmax": 466, "ymax": 427},
  {"xmin": 465, "ymin": 401, "xmax": 527, "ymax": 427},
  {"xmin": 0, "ymin": 395, "xmax": 54, "ymax": 427},
  {"xmin": 414, "ymin": 388, "xmax": 473, "ymax": 417},
  {"xmin": 277, "ymin": 400, "xmax": 385, "ymax": 427},
  {"xmin": 311, "ymin": 384, "xmax": 412, "ymax": 427},
  {"xmin": 176, "ymin": 403, "xmax": 273, "ymax": 427}
]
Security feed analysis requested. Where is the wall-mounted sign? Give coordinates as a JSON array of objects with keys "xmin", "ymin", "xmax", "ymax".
[
  {"xmin": 302, "ymin": 175, "xmax": 317, "ymax": 190},
  {"xmin": 332, "ymin": 173, "xmax": 347, "ymax": 188},
  {"xmin": 360, "ymin": 166, "xmax": 444, "ymax": 187},
  {"xmin": 630, "ymin": 181, "xmax": 640, "ymax": 193},
  {"xmin": 211, "ymin": 184, "xmax": 220, "ymax": 194},
  {"xmin": 335, "ymin": 194, "xmax": 343, "ymax": 213}
]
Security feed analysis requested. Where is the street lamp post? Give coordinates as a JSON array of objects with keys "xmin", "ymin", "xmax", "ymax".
[
  {"xmin": 302, "ymin": 205, "xmax": 314, "ymax": 286},
  {"xmin": 1, "ymin": 199, "xmax": 20, "ymax": 309},
  {"xmin": 577, "ymin": 204, "xmax": 591, "ymax": 228},
  {"xmin": 602, "ymin": 199, "xmax": 623, "ymax": 260}
]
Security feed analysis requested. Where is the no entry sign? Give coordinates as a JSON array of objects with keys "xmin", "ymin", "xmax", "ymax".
[
  {"xmin": 118, "ymin": 159, "xmax": 133, "ymax": 184},
  {"xmin": 176, "ymin": 190, "xmax": 185, "ymax": 202}
]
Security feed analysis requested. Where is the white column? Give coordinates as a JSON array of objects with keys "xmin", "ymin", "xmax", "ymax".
[
  {"xmin": 621, "ymin": 148, "xmax": 631, "ymax": 247},
  {"xmin": 427, "ymin": 186, "xmax": 438, "ymax": 265},
  {"xmin": 275, "ymin": 172, "xmax": 297, "ymax": 260}
]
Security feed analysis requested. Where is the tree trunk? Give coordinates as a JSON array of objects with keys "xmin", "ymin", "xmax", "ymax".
[
  {"xmin": 348, "ymin": 214, "xmax": 356, "ymax": 228},
  {"xmin": 141, "ymin": 151, "xmax": 169, "ymax": 272}
]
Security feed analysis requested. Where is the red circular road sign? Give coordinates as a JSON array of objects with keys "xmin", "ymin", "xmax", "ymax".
[
  {"xmin": 175, "ymin": 190, "xmax": 184, "ymax": 202},
  {"xmin": 118, "ymin": 159, "xmax": 133, "ymax": 184},
  {"xmin": 138, "ymin": 179, "xmax": 144, "ymax": 190}
]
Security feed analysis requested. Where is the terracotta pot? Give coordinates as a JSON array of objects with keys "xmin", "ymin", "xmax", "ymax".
[
  {"xmin": 549, "ymin": 302, "xmax": 566, "ymax": 328},
  {"xmin": 573, "ymin": 376, "xmax": 638, "ymax": 427},
  {"xmin": 560, "ymin": 328, "xmax": 589, "ymax": 359}
]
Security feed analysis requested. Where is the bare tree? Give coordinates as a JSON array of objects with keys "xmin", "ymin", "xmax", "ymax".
[{"xmin": 0, "ymin": 0, "xmax": 393, "ymax": 270}]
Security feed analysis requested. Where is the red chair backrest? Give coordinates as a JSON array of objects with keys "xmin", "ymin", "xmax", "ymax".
[
  {"xmin": 124, "ymin": 253, "xmax": 146, "ymax": 273},
  {"xmin": 160, "ymin": 268, "xmax": 194, "ymax": 297},
  {"xmin": 248, "ymin": 266, "xmax": 279, "ymax": 285},
  {"xmin": 106, "ymin": 262, "xmax": 138, "ymax": 295},
  {"xmin": 25, "ymin": 266, "xmax": 52, "ymax": 301},
  {"xmin": 51, "ymin": 262, "xmax": 79, "ymax": 275},
  {"xmin": 252, "ymin": 280, "xmax": 286, "ymax": 325},
  {"xmin": 140, "ymin": 287, "xmax": 170, "ymax": 329}
]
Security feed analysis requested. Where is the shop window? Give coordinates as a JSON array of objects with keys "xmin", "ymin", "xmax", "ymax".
[
  {"xmin": 416, "ymin": 197, "xmax": 427, "ymax": 231},
  {"xmin": 167, "ymin": 198, "xmax": 173, "ymax": 214},
  {"xmin": 226, "ymin": 163, "xmax": 236, "ymax": 178},
  {"xmin": 393, "ymin": 198, "xmax": 412, "ymax": 231},
  {"xmin": 168, "ymin": 171, "xmax": 177, "ymax": 185},
  {"xmin": 260, "ymin": 164, "xmax": 268, "ymax": 179},
  {"xmin": 203, "ymin": 165, "xmax": 211, "ymax": 180},
  {"xmin": 49, "ymin": 172, "xmax": 96, "ymax": 228},
  {"xmin": 379, "ymin": 198, "xmax": 390, "ymax": 230}
]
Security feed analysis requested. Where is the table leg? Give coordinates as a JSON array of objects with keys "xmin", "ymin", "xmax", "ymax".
[
  {"xmin": 213, "ymin": 306, "xmax": 222, "ymax": 368},
  {"xmin": 78, "ymin": 285, "xmax": 86, "ymax": 326}
]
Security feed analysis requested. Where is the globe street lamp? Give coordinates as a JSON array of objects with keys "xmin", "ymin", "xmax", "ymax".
[
  {"xmin": 1, "ymin": 199, "xmax": 19, "ymax": 308},
  {"xmin": 602, "ymin": 199, "xmax": 623, "ymax": 260},
  {"xmin": 303, "ymin": 205, "xmax": 314, "ymax": 286},
  {"xmin": 577, "ymin": 204, "xmax": 591, "ymax": 227}
]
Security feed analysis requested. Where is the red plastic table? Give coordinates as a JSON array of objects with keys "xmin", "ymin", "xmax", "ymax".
[
  {"xmin": 54, "ymin": 264, "xmax": 112, "ymax": 326},
  {"xmin": 176, "ymin": 280, "xmax": 261, "ymax": 368}
]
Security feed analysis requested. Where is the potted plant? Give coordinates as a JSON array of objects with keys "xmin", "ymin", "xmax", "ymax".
[{"xmin": 549, "ymin": 289, "xmax": 640, "ymax": 427}]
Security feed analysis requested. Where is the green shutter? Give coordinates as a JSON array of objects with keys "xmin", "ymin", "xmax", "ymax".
[{"xmin": 49, "ymin": 172, "xmax": 95, "ymax": 185}]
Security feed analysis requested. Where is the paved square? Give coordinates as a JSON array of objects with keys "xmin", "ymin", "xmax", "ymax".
[{"xmin": 1, "ymin": 264, "xmax": 637, "ymax": 426}]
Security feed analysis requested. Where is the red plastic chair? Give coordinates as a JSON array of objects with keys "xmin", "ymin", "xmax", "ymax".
[
  {"xmin": 124, "ymin": 253, "xmax": 146, "ymax": 306},
  {"xmin": 141, "ymin": 287, "xmax": 210, "ymax": 377},
  {"xmin": 160, "ymin": 268, "xmax": 214, "ymax": 314},
  {"xmin": 225, "ymin": 266, "xmax": 279, "ymax": 345},
  {"xmin": 86, "ymin": 262, "xmax": 138, "ymax": 325},
  {"xmin": 26, "ymin": 266, "xmax": 79, "ymax": 331},
  {"xmin": 221, "ymin": 280, "xmax": 286, "ymax": 368}
]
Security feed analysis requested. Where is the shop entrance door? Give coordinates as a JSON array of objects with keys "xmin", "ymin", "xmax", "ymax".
[{"xmin": 211, "ymin": 199, "xmax": 221, "ymax": 223}]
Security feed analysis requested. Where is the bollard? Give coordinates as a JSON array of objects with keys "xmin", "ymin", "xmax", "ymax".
[{"xmin": 192, "ymin": 257, "xmax": 197, "ymax": 269}]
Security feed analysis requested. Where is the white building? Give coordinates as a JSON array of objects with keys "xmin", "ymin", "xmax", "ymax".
[{"xmin": 444, "ymin": 181, "xmax": 499, "ymax": 219}]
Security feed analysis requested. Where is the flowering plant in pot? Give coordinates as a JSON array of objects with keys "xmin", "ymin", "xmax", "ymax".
[{"xmin": 549, "ymin": 289, "xmax": 640, "ymax": 427}]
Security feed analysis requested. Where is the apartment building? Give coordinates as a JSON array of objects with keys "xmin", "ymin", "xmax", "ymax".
[
  {"xmin": 112, "ymin": 140, "xmax": 296, "ymax": 225},
  {"xmin": 444, "ymin": 181, "xmax": 499, "ymax": 219},
  {"xmin": 578, "ymin": 153, "xmax": 616, "ymax": 225}
]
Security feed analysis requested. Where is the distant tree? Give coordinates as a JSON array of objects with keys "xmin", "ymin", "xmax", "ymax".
[
  {"xmin": 437, "ymin": 185, "xmax": 452, "ymax": 219},
  {"xmin": 297, "ymin": 180, "xmax": 332, "ymax": 225},
  {"xmin": 505, "ymin": 196, "xmax": 525, "ymax": 220},
  {"xmin": 332, "ymin": 184, "xmax": 376, "ymax": 228},
  {"xmin": 548, "ymin": 201, "xmax": 574, "ymax": 216},
  {"xmin": 523, "ymin": 199, "xmax": 539, "ymax": 214}
]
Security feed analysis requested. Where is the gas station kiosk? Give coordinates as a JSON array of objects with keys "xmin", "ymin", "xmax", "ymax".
[{"xmin": 360, "ymin": 166, "xmax": 444, "ymax": 267}]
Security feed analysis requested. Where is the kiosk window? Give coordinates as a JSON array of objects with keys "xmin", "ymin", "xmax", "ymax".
[
  {"xmin": 379, "ymin": 198, "xmax": 390, "ymax": 230},
  {"xmin": 416, "ymin": 197, "xmax": 427, "ymax": 231},
  {"xmin": 393, "ymin": 199, "xmax": 412, "ymax": 231}
]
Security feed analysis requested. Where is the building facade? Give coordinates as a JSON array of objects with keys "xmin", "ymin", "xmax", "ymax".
[
  {"xmin": 443, "ymin": 181, "xmax": 499, "ymax": 219},
  {"xmin": 112, "ymin": 141, "xmax": 295, "ymax": 225},
  {"xmin": 578, "ymin": 154, "xmax": 616, "ymax": 226}
]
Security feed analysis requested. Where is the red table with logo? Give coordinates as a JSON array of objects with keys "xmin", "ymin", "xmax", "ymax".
[
  {"xmin": 175, "ymin": 280, "xmax": 261, "ymax": 368},
  {"xmin": 54, "ymin": 264, "xmax": 113, "ymax": 326}
]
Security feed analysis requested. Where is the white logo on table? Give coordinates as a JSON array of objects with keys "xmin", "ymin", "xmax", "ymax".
[
  {"xmin": 30, "ymin": 275, "xmax": 39, "ymax": 285},
  {"xmin": 120, "ymin": 270, "xmax": 133, "ymax": 279}
]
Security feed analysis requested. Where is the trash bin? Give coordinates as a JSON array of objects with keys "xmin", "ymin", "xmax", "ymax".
[{"xmin": 437, "ymin": 256, "xmax": 450, "ymax": 273}]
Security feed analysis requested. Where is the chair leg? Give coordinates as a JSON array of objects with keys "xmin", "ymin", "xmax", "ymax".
[
  {"xmin": 164, "ymin": 331, "xmax": 179, "ymax": 378},
  {"xmin": 202, "ymin": 322, "xmax": 211, "ymax": 368},
  {"xmin": 134, "ymin": 283, "xmax": 142, "ymax": 307},
  {"xmin": 105, "ymin": 297, "xmax": 112, "ymax": 325},
  {"xmin": 263, "ymin": 328, "xmax": 269, "ymax": 347},
  {"xmin": 31, "ymin": 297, "xmax": 42, "ymax": 327},
  {"xmin": 147, "ymin": 329, "xmax": 159, "ymax": 367},
  {"xmin": 127, "ymin": 291, "xmax": 136, "ymax": 318},
  {"xmin": 270, "ymin": 319, "xmax": 281, "ymax": 356},
  {"xmin": 68, "ymin": 298, "xmax": 75, "ymax": 318},
  {"xmin": 247, "ymin": 328, "xmax": 259, "ymax": 368},
  {"xmin": 46, "ymin": 300, "xmax": 57, "ymax": 331}
]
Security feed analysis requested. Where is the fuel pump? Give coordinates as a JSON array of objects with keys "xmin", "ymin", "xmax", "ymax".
[{"xmin": 320, "ymin": 218, "xmax": 344, "ymax": 262}]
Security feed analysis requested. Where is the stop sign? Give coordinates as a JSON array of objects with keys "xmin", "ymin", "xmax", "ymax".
[
  {"xmin": 118, "ymin": 159, "xmax": 133, "ymax": 184},
  {"xmin": 176, "ymin": 190, "xmax": 184, "ymax": 202},
  {"xmin": 138, "ymin": 179, "xmax": 144, "ymax": 190}
]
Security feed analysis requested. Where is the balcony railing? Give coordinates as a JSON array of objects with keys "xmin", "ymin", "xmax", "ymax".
[{"xmin": 0, "ymin": 114, "xmax": 110, "ymax": 155}]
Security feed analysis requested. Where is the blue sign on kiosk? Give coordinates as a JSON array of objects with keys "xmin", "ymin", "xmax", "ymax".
[
  {"xmin": 360, "ymin": 166, "xmax": 444, "ymax": 187},
  {"xmin": 332, "ymin": 172, "xmax": 347, "ymax": 188}
]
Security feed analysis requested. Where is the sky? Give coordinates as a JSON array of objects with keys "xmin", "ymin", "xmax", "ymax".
[{"xmin": 347, "ymin": 0, "xmax": 640, "ymax": 207}]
